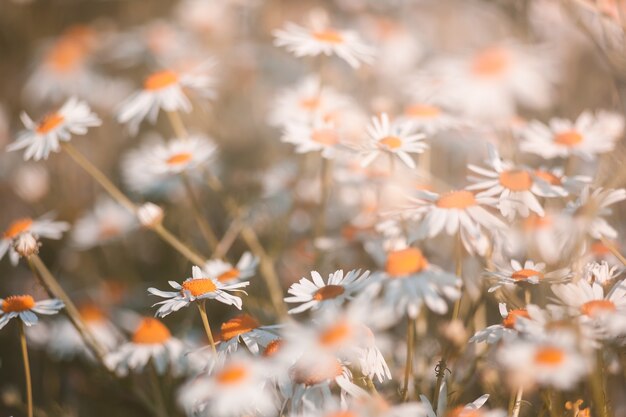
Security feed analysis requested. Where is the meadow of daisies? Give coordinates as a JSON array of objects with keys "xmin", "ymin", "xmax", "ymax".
[{"xmin": 2, "ymin": 0, "xmax": 626, "ymax": 416}]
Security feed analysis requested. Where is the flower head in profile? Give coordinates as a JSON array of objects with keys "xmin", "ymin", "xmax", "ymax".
[
  {"xmin": 148, "ymin": 265, "xmax": 249, "ymax": 317},
  {"xmin": 0, "ymin": 214, "xmax": 69, "ymax": 265},
  {"xmin": 359, "ymin": 113, "xmax": 427, "ymax": 169},
  {"xmin": 7, "ymin": 97, "xmax": 101, "ymax": 161},
  {"xmin": 117, "ymin": 61, "xmax": 216, "ymax": 134},
  {"xmin": 487, "ymin": 259, "xmax": 571, "ymax": 292},
  {"xmin": 284, "ymin": 269, "xmax": 370, "ymax": 314},
  {"xmin": 564, "ymin": 186, "xmax": 626, "ymax": 241},
  {"xmin": 281, "ymin": 118, "xmax": 342, "ymax": 159},
  {"xmin": 469, "ymin": 303, "xmax": 530, "ymax": 344},
  {"xmin": 203, "ymin": 252, "xmax": 258, "ymax": 285},
  {"xmin": 71, "ymin": 197, "xmax": 137, "ymax": 250},
  {"xmin": 273, "ymin": 21, "xmax": 375, "ymax": 69},
  {"xmin": 0, "ymin": 295, "xmax": 64, "ymax": 330},
  {"xmin": 217, "ymin": 314, "xmax": 281, "ymax": 357}
]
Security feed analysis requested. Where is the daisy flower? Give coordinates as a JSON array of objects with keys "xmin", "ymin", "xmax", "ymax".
[
  {"xmin": 217, "ymin": 314, "xmax": 281, "ymax": 356},
  {"xmin": 105, "ymin": 317, "xmax": 185, "ymax": 376},
  {"xmin": 359, "ymin": 113, "xmax": 427, "ymax": 169},
  {"xmin": 281, "ymin": 118, "xmax": 342, "ymax": 159},
  {"xmin": 487, "ymin": 259, "xmax": 571, "ymax": 293},
  {"xmin": 148, "ymin": 265, "xmax": 249, "ymax": 317},
  {"xmin": 469, "ymin": 303, "xmax": 529, "ymax": 344},
  {"xmin": 419, "ymin": 382, "xmax": 505, "ymax": 417},
  {"xmin": 551, "ymin": 278, "xmax": 626, "ymax": 338},
  {"xmin": 0, "ymin": 214, "xmax": 70, "ymax": 265},
  {"xmin": 0, "ymin": 295, "xmax": 64, "ymax": 330},
  {"xmin": 405, "ymin": 188, "xmax": 506, "ymax": 255},
  {"xmin": 399, "ymin": 101, "xmax": 461, "ymax": 135},
  {"xmin": 7, "ymin": 97, "xmax": 101, "ymax": 161},
  {"xmin": 564, "ymin": 186, "xmax": 626, "ymax": 241},
  {"xmin": 71, "ymin": 197, "xmax": 137, "ymax": 250},
  {"xmin": 273, "ymin": 22, "xmax": 375, "ymax": 69},
  {"xmin": 178, "ymin": 355, "xmax": 277, "ymax": 417},
  {"xmin": 518, "ymin": 110, "xmax": 624, "ymax": 160},
  {"xmin": 203, "ymin": 252, "xmax": 259, "ymax": 285},
  {"xmin": 497, "ymin": 333, "xmax": 590, "ymax": 390},
  {"xmin": 582, "ymin": 261, "xmax": 622, "ymax": 285},
  {"xmin": 122, "ymin": 134, "xmax": 217, "ymax": 194},
  {"xmin": 531, "ymin": 166, "xmax": 591, "ymax": 195},
  {"xmin": 468, "ymin": 145, "xmax": 566, "ymax": 220},
  {"xmin": 284, "ymin": 269, "xmax": 370, "ymax": 314},
  {"xmin": 117, "ymin": 62, "xmax": 216, "ymax": 134}
]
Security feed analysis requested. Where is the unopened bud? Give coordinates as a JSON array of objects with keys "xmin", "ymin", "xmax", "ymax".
[
  {"xmin": 13, "ymin": 232, "xmax": 40, "ymax": 257},
  {"xmin": 137, "ymin": 203, "xmax": 163, "ymax": 228}
]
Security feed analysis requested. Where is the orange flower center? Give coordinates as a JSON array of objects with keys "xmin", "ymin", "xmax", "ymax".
[
  {"xmin": 217, "ymin": 268, "xmax": 240, "ymax": 283},
  {"xmin": 523, "ymin": 213, "xmax": 552, "ymax": 231},
  {"xmin": 144, "ymin": 70, "xmax": 179, "ymax": 91},
  {"xmin": 591, "ymin": 241, "xmax": 612, "ymax": 255},
  {"xmin": 502, "ymin": 309, "xmax": 530, "ymax": 329},
  {"xmin": 319, "ymin": 322, "xmax": 351, "ymax": 347},
  {"xmin": 216, "ymin": 364, "xmax": 249, "ymax": 385},
  {"xmin": 511, "ymin": 269, "xmax": 544, "ymax": 281},
  {"xmin": 447, "ymin": 407, "xmax": 482, "ymax": 417},
  {"xmin": 312, "ymin": 29, "xmax": 344, "ymax": 44},
  {"xmin": 534, "ymin": 346, "xmax": 565, "ymax": 366},
  {"xmin": 385, "ymin": 248, "xmax": 429, "ymax": 277},
  {"xmin": 79, "ymin": 304, "xmax": 106, "ymax": 323},
  {"xmin": 166, "ymin": 152, "xmax": 193, "ymax": 165},
  {"xmin": 292, "ymin": 358, "xmax": 343, "ymax": 385},
  {"xmin": 580, "ymin": 300, "xmax": 616, "ymax": 317},
  {"xmin": 299, "ymin": 96, "xmax": 320, "ymax": 110},
  {"xmin": 405, "ymin": 103, "xmax": 441, "ymax": 118},
  {"xmin": 36, "ymin": 113, "xmax": 65, "ymax": 134},
  {"xmin": 311, "ymin": 129, "xmax": 340, "ymax": 146},
  {"xmin": 378, "ymin": 136, "xmax": 402, "ymax": 149},
  {"xmin": 554, "ymin": 130, "xmax": 583, "ymax": 147},
  {"xmin": 313, "ymin": 285, "xmax": 345, "ymax": 301},
  {"xmin": 3, "ymin": 218, "xmax": 33, "ymax": 239},
  {"xmin": 499, "ymin": 170, "xmax": 533, "ymax": 191},
  {"xmin": 326, "ymin": 412, "xmax": 358, "ymax": 417},
  {"xmin": 262, "ymin": 339, "xmax": 283, "ymax": 357},
  {"xmin": 132, "ymin": 318, "xmax": 171, "ymax": 344},
  {"xmin": 220, "ymin": 314, "xmax": 260, "ymax": 341},
  {"xmin": 436, "ymin": 190, "xmax": 476, "ymax": 209},
  {"xmin": 471, "ymin": 47, "xmax": 510, "ymax": 77},
  {"xmin": 534, "ymin": 170, "xmax": 561, "ymax": 185},
  {"xmin": 46, "ymin": 40, "xmax": 85, "ymax": 72},
  {"xmin": 181, "ymin": 278, "xmax": 217, "ymax": 297},
  {"xmin": 2, "ymin": 295, "xmax": 36, "ymax": 313}
]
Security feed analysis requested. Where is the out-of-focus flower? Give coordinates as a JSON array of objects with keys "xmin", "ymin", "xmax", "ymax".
[
  {"xmin": 273, "ymin": 21, "xmax": 375, "ymax": 69},
  {"xmin": 419, "ymin": 382, "xmax": 505, "ymax": 417},
  {"xmin": 13, "ymin": 232, "xmax": 40, "ymax": 258},
  {"xmin": 469, "ymin": 303, "xmax": 528, "ymax": 344},
  {"xmin": 399, "ymin": 101, "xmax": 461, "ymax": 135},
  {"xmin": 582, "ymin": 261, "xmax": 622, "ymax": 285},
  {"xmin": 564, "ymin": 186, "xmax": 626, "ymax": 240},
  {"xmin": 0, "ymin": 295, "xmax": 64, "ymax": 330},
  {"xmin": 203, "ymin": 252, "xmax": 258, "ymax": 285},
  {"xmin": 281, "ymin": 118, "xmax": 342, "ymax": 159},
  {"xmin": 71, "ymin": 197, "xmax": 137, "ymax": 250},
  {"xmin": 0, "ymin": 214, "xmax": 69, "ymax": 265},
  {"xmin": 216, "ymin": 314, "xmax": 281, "ymax": 356},
  {"xmin": 11, "ymin": 164, "xmax": 50, "ymax": 203},
  {"xmin": 519, "ymin": 111, "xmax": 624, "ymax": 160},
  {"xmin": 7, "ymin": 97, "xmax": 101, "ymax": 161},
  {"xmin": 148, "ymin": 265, "xmax": 249, "ymax": 317},
  {"xmin": 136, "ymin": 202, "xmax": 164, "ymax": 228},
  {"xmin": 487, "ymin": 259, "xmax": 571, "ymax": 292}
]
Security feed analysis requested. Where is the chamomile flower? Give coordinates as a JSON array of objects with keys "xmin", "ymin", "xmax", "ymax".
[
  {"xmin": 531, "ymin": 166, "xmax": 591, "ymax": 195},
  {"xmin": 105, "ymin": 317, "xmax": 186, "ymax": 376},
  {"xmin": 0, "ymin": 214, "xmax": 69, "ymax": 265},
  {"xmin": 122, "ymin": 134, "xmax": 217, "ymax": 194},
  {"xmin": 284, "ymin": 269, "xmax": 370, "ymax": 314},
  {"xmin": 117, "ymin": 62, "xmax": 216, "ymax": 134},
  {"xmin": 7, "ymin": 97, "xmax": 101, "ymax": 161},
  {"xmin": 273, "ymin": 22, "xmax": 375, "ymax": 69},
  {"xmin": 399, "ymin": 101, "xmax": 461, "ymax": 135},
  {"xmin": 487, "ymin": 260, "xmax": 571, "ymax": 292},
  {"xmin": 148, "ymin": 265, "xmax": 249, "ymax": 317},
  {"xmin": 204, "ymin": 252, "xmax": 258, "ymax": 285},
  {"xmin": 217, "ymin": 314, "xmax": 281, "ymax": 356},
  {"xmin": 419, "ymin": 382, "xmax": 505, "ymax": 417},
  {"xmin": 497, "ymin": 333, "xmax": 590, "ymax": 389},
  {"xmin": 178, "ymin": 356, "xmax": 277, "ymax": 417},
  {"xmin": 564, "ymin": 186, "xmax": 626, "ymax": 240},
  {"xmin": 405, "ymin": 188, "xmax": 506, "ymax": 255},
  {"xmin": 519, "ymin": 110, "xmax": 624, "ymax": 160},
  {"xmin": 0, "ymin": 295, "xmax": 64, "ymax": 330},
  {"xmin": 359, "ymin": 113, "xmax": 427, "ymax": 169},
  {"xmin": 582, "ymin": 261, "xmax": 622, "ymax": 285},
  {"xmin": 469, "ymin": 303, "xmax": 528, "ymax": 344},
  {"xmin": 281, "ymin": 118, "xmax": 342, "ymax": 159},
  {"xmin": 71, "ymin": 197, "xmax": 137, "ymax": 250}
]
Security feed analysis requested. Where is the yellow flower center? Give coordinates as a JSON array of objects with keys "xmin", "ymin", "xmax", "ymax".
[
  {"xmin": 511, "ymin": 269, "xmax": 544, "ymax": 281},
  {"xmin": 499, "ymin": 170, "xmax": 533, "ymax": 191},
  {"xmin": 46, "ymin": 40, "xmax": 85, "ymax": 72},
  {"xmin": 217, "ymin": 268, "xmax": 240, "ymax": 283},
  {"xmin": 523, "ymin": 214, "xmax": 552, "ymax": 231},
  {"xmin": 2, "ymin": 295, "xmax": 36, "ymax": 313},
  {"xmin": 554, "ymin": 130, "xmax": 583, "ymax": 147},
  {"xmin": 436, "ymin": 190, "xmax": 476, "ymax": 209},
  {"xmin": 502, "ymin": 309, "xmax": 530, "ymax": 329},
  {"xmin": 446, "ymin": 407, "xmax": 483, "ymax": 417},
  {"xmin": 220, "ymin": 314, "xmax": 260, "ymax": 341},
  {"xmin": 311, "ymin": 129, "xmax": 339, "ymax": 146},
  {"xmin": 534, "ymin": 346, "xmax": 565, "ymax": 366},
  {"xmin": 378, "ymin": 136, "xmax": 402, "ymax": 149},
  {"xmin": 144, "ymin": 70, "xmax": 179, "ymax": 91},
  {"xmin": 319, "ymin": 321, "xmax": 351, "ymax": 347},
  {"xmin": 79, "ymin": 304, "xmax": 106, "ymax": 323},
  {"xmin": 299, "ymin": 96, "xmax": 320, "ymax": 110},
  {"xmin": 312, "ymin": 29, "xmax": 344, "ymax": 44},
  {"xmin": 580, "ymin": 300, "xmax": 616, "ymax": 317},
  {"xmin": 262, "ymin": 339, "xmax": 283, "ymax": 357},
  {"xmin": 132, "ymin": 318, "xmax": 171, "ymax": 344},
  {"xmin": 216, "ymin": 364, "xmax": 249, "ymax": 385},
  {"xmin": 313, "ymin": 285, "xmax": 345, "ymax": 301},
  {"xmin": 36, "ymin": 113, "xmax": 65, "ymax": 134},
  {"xmin": 3, "ymin": 218, "xmax": 33, "ymax": 239},
  {"xmin": 181, "ymin": 278, "xmax": 217, "ymax": 297},
  {"xmin": 166, "ymin": 152, "xmax": 193, "ymax": 165},
  {"xmin": 385, "ymin": 248, "xmax": 429, "ymax": 277},
  {"xmin": 534, "ymin": 170, "xmax": 562, "ymax": 186},
  {"xmin": 471, "ymin": 47, "xmax": 510, "ymax": 77},
  {"xmin": 405, "ymin": 103, "xmax": 441, "ymax": 118}
]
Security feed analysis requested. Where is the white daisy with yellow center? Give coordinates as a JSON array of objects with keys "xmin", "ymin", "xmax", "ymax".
[
  {"xmin": 487, "ymin": 259, "xmax": 571, "ymax": 293},
  {"xmin": 216, "ymin": 314, "xmax": 281, "ymax": 356},
  {"xmin": 203, "ymin": 252, "xmax": 258, "ymax": 286},
  {"xmin": 148, "ymin": 265, "xmax": 249, "ymax": 317},
  {"xmin": 117, "ymin": 62, "xmax": 216, "ymax": 134},
  {"xmin": 7, "ymin": 97, "xmax": 101, "ymax": 161},
  {"xmin": 469, "ymin": 303, "xmax": 530, "ymax": 344},
  {"xmin": 0, "ymin": 214, "xmax": 69, "ymax": 266},
  {"xmin": 399, "ymin": 101, "xmax": 461, "ymax": 135},
  {"xmin": 273, "ymin": 22, "xmax": 375, "ymax": 69},
  {"xmin": 0, "ymin": 295, "xmax": 64, "ymax": 330},
  {"xmin": 281, "ymin": 118, "xmax": 342, "ymax": 159}
]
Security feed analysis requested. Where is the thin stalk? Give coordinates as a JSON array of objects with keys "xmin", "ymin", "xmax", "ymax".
[
  {"xmin": 510, "ymin": 386, "xmax": 524, "ymax": 417},
  {"xmin": 166, "ymin": 110, "xmax": 188, "ymax": 139},
  {"xmin": 148, "ymin": 363, "xmax": 168, "ymax": 417},
  {"xmin": 600, "ymin": 236, "xmax": 626, "ymax": 267},
  {"xmin": 181, "ymin": 173, "xmax": 219, "ymax": 251},
  {"xmin": 196, "ymin": 301, "xmax": 217, "ymax": 355},
  {"xmin": 590, "ymin": 350, "xmax": 610, "ymax": 417},
  {"xmin": 402, "ymin": 318, "xmax": 415, "ymax": 401},
  {"xmin": 19, "ymin": 322, "xmax": 33, "ymax": 417},
  {"xmin": 315, "ymin": 158, "xmax": 333, "ymax": 239},
  {"xmin": 214, "ymin": 217, "xmax": 243, "ymax": 260},
  {"xmin": 152, "ymin": 223, "xmax": 207, "ymax": 266}
]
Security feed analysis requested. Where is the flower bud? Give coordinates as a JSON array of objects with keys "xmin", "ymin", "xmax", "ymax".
[
  {"xmin": 13, "ymin": 232, "xmax": 40, "ymax": 258},
  {"xmin": 137, "ymin": 203, "xmax": 163, "ymax": 228}
]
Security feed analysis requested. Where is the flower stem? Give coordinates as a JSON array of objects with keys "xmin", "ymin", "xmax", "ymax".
[
  {"xmin": 166, "ymin": 110, "xmax": 188, "ymax": 139},
  {"xmin": 181, "ymin": 173, "xmax": 219, "ymax": 251},
  {"xmin": 18, "ymin": 322, "xmax": 33, "ymax": 417},
  {"xmin": 401, "ymin": 317, "xmax": 415, "ymax": 401},
  {"xmin": 148, "ymin": 363, "xmax": 169, "ymax": 417},
  {"xmin": 197, "ymin": 301, "xmax": 217, "ymax": 355},
  {"xmin": 590, "ymin": 350, "xmax": 610, "ymax": 417},
  {"xmin": 600, "ymin": 236, "xmax": 626, "ymax": 267},
  {"xmin": 315, "ymin": 157, "xmax": 333, "ymax": 239},
  {"xmin": 510, "ymin": 386, "xmax": 524, "ymax": 417}
]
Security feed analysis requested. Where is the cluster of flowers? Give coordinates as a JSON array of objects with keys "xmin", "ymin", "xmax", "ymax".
[{"xmin": 2, "ymin": 1, "xmax": 626, "ymax": 417}]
